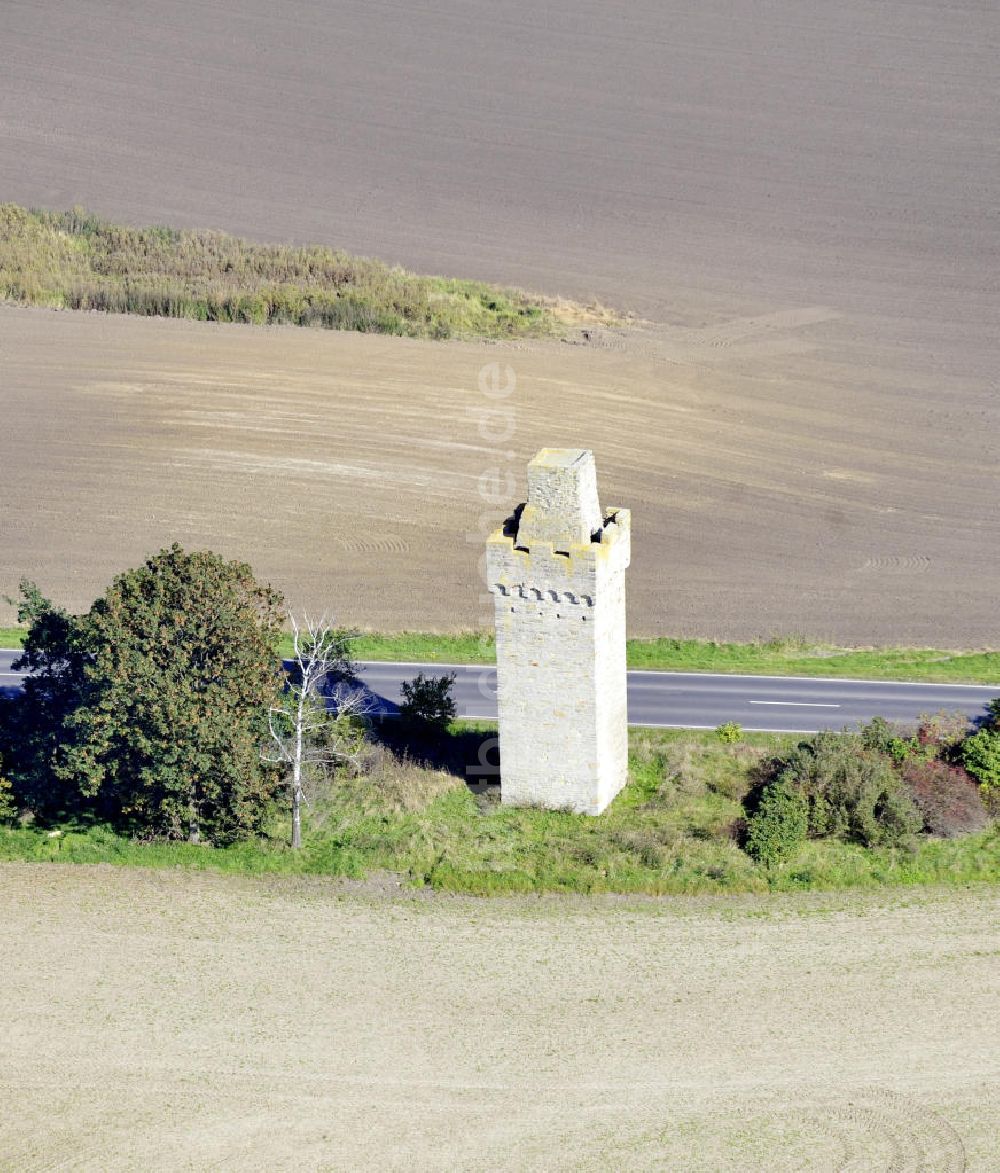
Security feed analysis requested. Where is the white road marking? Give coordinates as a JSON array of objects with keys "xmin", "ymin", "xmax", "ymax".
[{"xmin": 749, "ymin": 700, "xmax": 840, "ymax": 708}]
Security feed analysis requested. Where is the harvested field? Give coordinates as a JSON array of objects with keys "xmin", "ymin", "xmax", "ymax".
[
  {"xmin": 0, "ymin": 864, "xmax": 998, "ymax": 1169},
  {"xmin": 0, "ymin": 304, "xmax": 996, "ymax": 644}
]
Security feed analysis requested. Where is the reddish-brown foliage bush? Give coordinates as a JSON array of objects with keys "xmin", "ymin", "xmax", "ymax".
[
  {"xmin": 902, "ymin": 759, "xmax": 990, "ymax": 838},
  {"xmin": 916, "ymin": 710, "xmax": 971, "ymax": 754}
]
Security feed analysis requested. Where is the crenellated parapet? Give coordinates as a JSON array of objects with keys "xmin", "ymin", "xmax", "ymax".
[{"xmin": 487, "ymin": 505, "xmax": 630, "ymax": 603}]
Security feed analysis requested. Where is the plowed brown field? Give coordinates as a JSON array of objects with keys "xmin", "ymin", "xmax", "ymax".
[{"xmin": 1, "ymin": 305, "xmax": 996, "ymax": 644}]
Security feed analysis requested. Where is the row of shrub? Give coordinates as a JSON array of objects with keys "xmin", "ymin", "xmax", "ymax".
[
  {"xmin": 0, "ymin": 203, "xmax": 569, "ymax": 339},
  {"xmin": 742, "ymin": 709, "xmax": 1000, "ymax": 866}
]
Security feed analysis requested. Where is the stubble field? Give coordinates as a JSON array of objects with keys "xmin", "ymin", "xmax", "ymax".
[{"xmin": 0, "ymin": 864, "xmax": 997, "ymax": 1170}]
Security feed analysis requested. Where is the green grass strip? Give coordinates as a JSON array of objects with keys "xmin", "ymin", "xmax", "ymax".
[
  {"xmin": 341, "ymin": 631, "xmax": 1000, "ymax": 685},
  {"xmin": 3, "ymin": 821, "xmax": 995, "ymax": 895},
  {"xmin": 5, "ymin": 626, "xmax": 998, "ymax": 684},
  {"xmin": 0, "ymin": 203, "xmax": 598, "ymax": 341}
]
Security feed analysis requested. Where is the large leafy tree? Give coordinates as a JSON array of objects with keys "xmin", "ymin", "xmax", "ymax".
[{"xmin": 47, "ymin": 545, "xmax": 286, "ymax": 842}]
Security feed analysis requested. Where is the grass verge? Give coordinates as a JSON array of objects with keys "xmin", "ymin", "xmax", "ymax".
[
  {"xmin": 4, "ymin": 627, "xmax": 999, "ymax": 683},
  {"xmin": 0, "ymin": 203, "xmax": 613, "ymax": 340},
  {"xmin": 2, "ymin": 728, "xmax": 997, "ymax": 895},
  {"xmin": 341, "ymin": 631, "xmax": 1000, "ymax": 684}
]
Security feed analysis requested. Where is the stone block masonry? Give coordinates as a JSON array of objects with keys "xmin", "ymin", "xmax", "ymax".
[{"xmin": 487, "ymin": 449, "xmax": 631, "ymax": 814}]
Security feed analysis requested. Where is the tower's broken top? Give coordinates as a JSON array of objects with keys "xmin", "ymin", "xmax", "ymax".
[{"xmin": 516, "ymin": 448, "xmax": 603, "ymax": 550}]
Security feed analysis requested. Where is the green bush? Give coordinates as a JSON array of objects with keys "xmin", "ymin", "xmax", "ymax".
[
  {"xmin": 803, "ymin": 733, "xmax": 921, "ymax": 846},
  {"xmin": 858, "ymin": 715, "xmax": 919, "ymax": 764},
  {"xmin": 399, "ymin": 671, "xmax": 457, "ymax": 735},
  {"xmin": 962, "ymin": 729, "xmax": 1000, "ymax": 791},
  {"xmin": 744, "ymin": 777, "xmax": 808, "ymax": 866},
  {"xmin": 748, "ymin": 731, "xmax": 922, "ymax": 851},
  {"xmin": 715, "ymin": 721, "xmax": 742, "ymax": 744},
  {"xmin": 0, "ymin": 756, "xmax": 15, "ymax": 825}
]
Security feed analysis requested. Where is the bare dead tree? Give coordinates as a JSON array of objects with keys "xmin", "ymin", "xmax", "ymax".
[{"xmin": 263, "ymin": 613, "xmax": 371, "ymax": 848}]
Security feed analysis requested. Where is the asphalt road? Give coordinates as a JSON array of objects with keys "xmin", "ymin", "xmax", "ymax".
[
  {"xmin": 357, "ymin": 661, "xmax": 1000, "ymax": 734},
  {"xmin": 5, "ymin": 649, "xmax": 996, "ymax": 734}
]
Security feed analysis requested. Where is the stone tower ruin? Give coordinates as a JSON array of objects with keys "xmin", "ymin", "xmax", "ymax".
[{"xmin": 487, "ymin": 449, "xmax": 631, "ymax": 814}]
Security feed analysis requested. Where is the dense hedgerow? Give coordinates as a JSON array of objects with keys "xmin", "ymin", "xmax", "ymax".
[
  {"xmin": 901, "ymin": 759, "xmax": 990, "ymax": 838},
  {"xmin": 1, "ymin": 544, "xmax": 997, "ymax": 888},
  {"xmin": 2, "ymin": 724, "xmax": 998, "ymax": 894},
  {"xmin": 745, "ymin": 710, "xmax": 1000, "ymax": 867},
  {"xmin": 0, "ymin": 203, "xmax": 580, "ymax": 340}
]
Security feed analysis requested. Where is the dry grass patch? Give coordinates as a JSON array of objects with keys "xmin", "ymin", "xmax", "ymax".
[
  {"xmin": 0, "ymin": 204, "xmax": 612, "ymax": 341},
  {"xmin": 336, "ymin": 749, "xmax": 465, "ymax": 816}
]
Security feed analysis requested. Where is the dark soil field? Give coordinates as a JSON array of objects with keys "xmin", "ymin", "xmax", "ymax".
[
  {"xmin": 2, "ymin": 0, "xmax": 997, "ymax": 376},
  {"xmin": 1, "ymin": 0, "xmax": 997, "ymax": 642}
]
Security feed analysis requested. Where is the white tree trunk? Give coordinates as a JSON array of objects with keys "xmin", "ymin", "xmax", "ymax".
[
  {"xmin": 263, "ymin": 612, "xmax": 367, "ymax": 850},
  {"xmin": 291, "ymin": 687, "xmax": 305, "ymax": 849}
]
